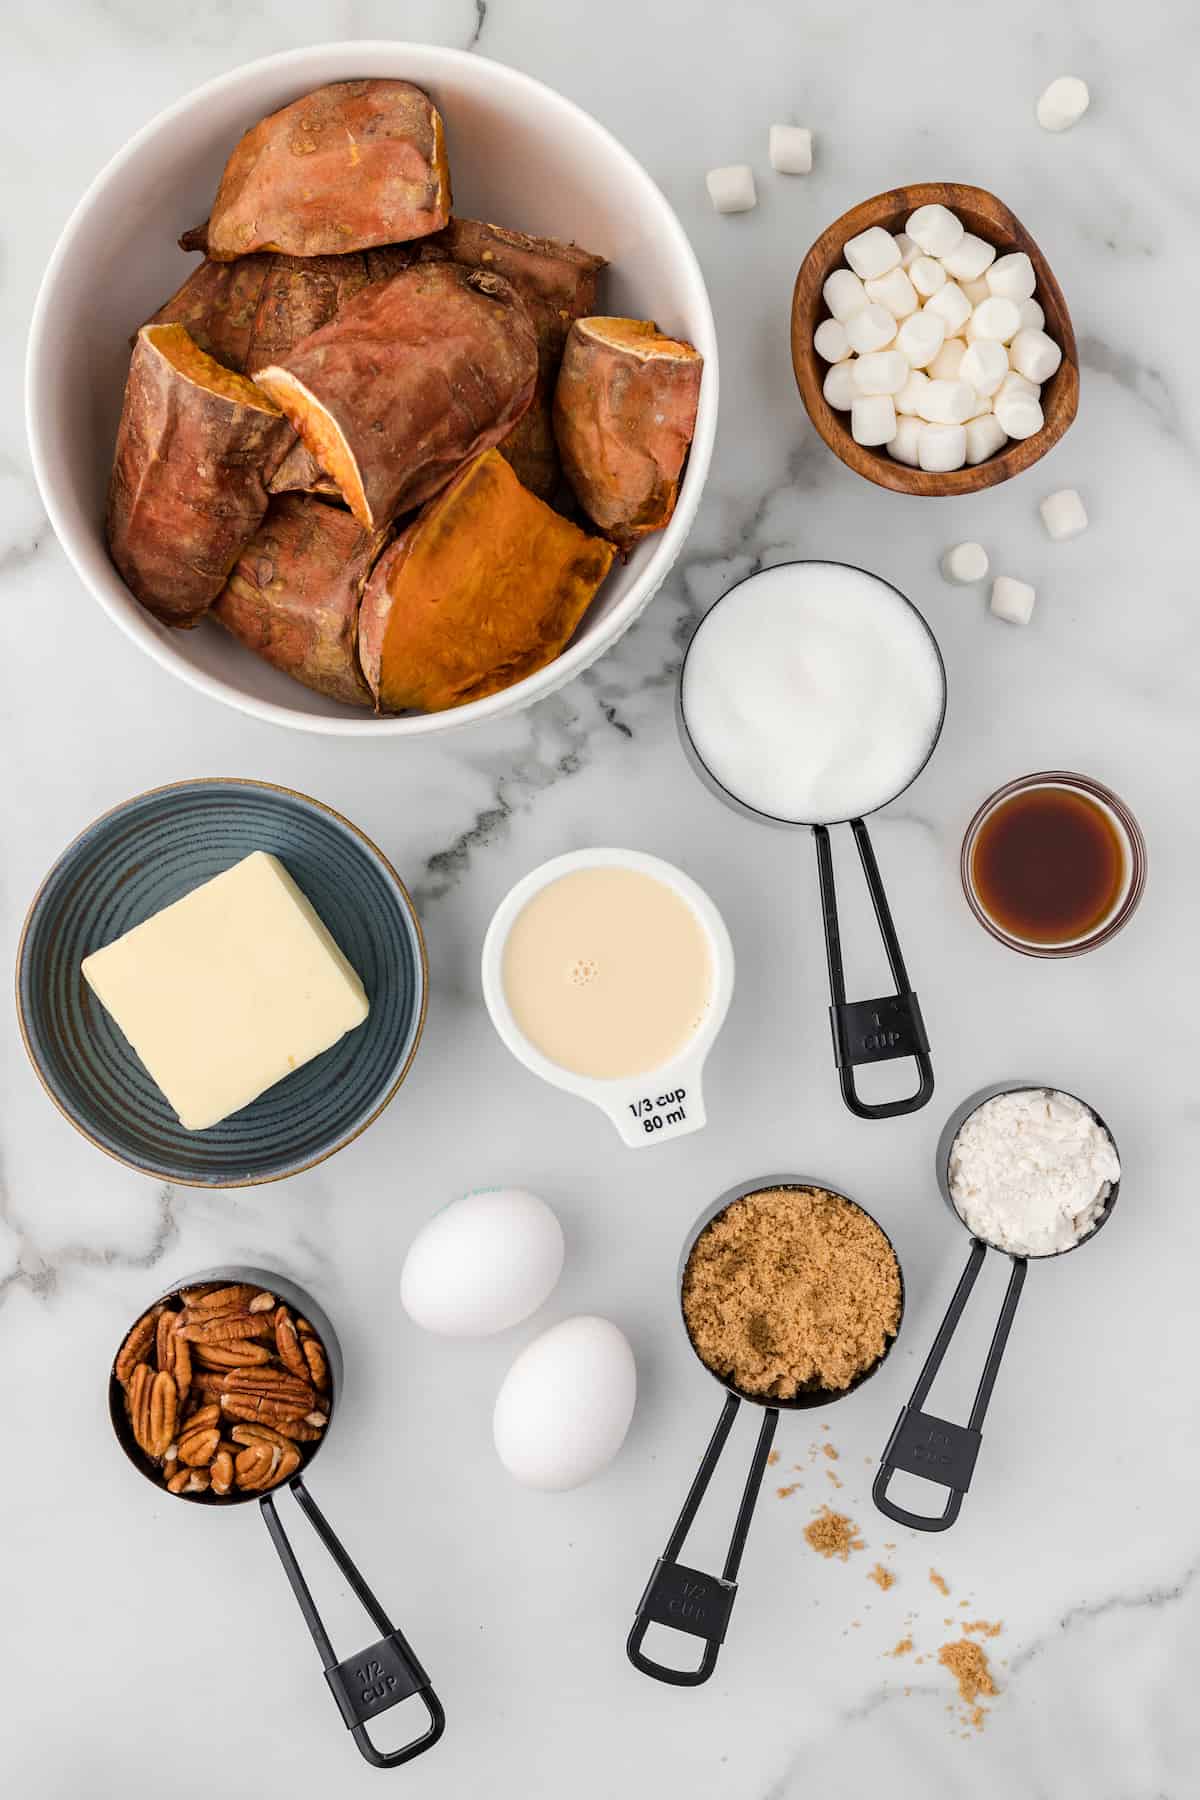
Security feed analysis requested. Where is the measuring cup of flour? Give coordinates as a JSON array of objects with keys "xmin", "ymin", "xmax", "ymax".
[
  {"xmin": 626, "ymin": 1176, "xmax": 904, "ymax": 1686},
  {"xmin": 873, "ymin": 1083, "xmax": 1121, "ymax": 1532},
  {"xmin": 481, "ymin": 849, "xmax": 734, "ymax": 1146},
  {"xmin": 678, "ymin": 561, "xmax": 945, "ymax": 1120}
]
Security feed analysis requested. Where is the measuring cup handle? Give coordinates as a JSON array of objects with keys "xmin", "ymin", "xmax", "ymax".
[
  {"xmin": 259, "ymin": 1477, "xmax": 445, "ymax": 1769},
  {"xmin": 813, "ymin": 820, "xmax": 934, "ymax": 1120},
  {"xmin": 873, "ymin": 1240, "xmax": 1027, "ymax": 1532},
  {"xmin": 627, "ymin": 1394, "xmax": 778, "ymax": 1686}
]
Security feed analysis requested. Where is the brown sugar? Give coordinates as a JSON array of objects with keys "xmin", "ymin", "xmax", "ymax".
[
  {"xmin": 767, "ymin": 1450, "xmax": 780, "ymax": 1466},
  {"xmin": 962, "ymin": 1619, "xmax": 1003, "ymax": 1639},
  {"xmin": 776, "ymin": 1482, "xmax": 802, "ymax": 1499},
  {"xmin": 890, "ymin": 1637, "xmax": 913, "ymax": 1657},
  {"xmin": 929, "ymin": 1569, "xmax": 950, "ymax": 1596},
  {"xmin": 868, "ymin": 1563, "xmax": 896, "ymax": 1591},
  {"xmin": 822, "ymin": 1443, "xmax": 839, "ymax": 1460},
  {"xmin": 939, "ymin": 1639, "xmax": 998, "ymax": 1726},
  {"xmin": 681, "ymin": 1187, "xmax": 902, "ymax": 1398},
  {"xmin": 803, "ymin": 1506, "xmax": 864, "ymax": 1560}
]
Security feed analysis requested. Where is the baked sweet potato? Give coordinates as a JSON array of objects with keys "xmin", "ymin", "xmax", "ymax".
[
  {"xmin": 106, "ymin": 324, "xmax": 292, "ymax": 626},
  {"xmin": 357, "ymin": 448, "xmax": 614, "ymax": 714},
  {"xmin": 212, "ymin": 494, "xmax": 388, "ymax": 706},
  {"xmin": 267, "ymin": 441, "xmax": 343, "ymax": 498},
  {"xmin": 141, "ymin": 255, "xmax": 273, "ymax": 370},
  {"xmin": 203, "ymin": 80, "xmax": 451, "ymax": 260},
  {"xmin": 553, "ymin": 316, "xmax": 703, "ymax": 553},
  {"xmin": 243, "ymin": 253, "xmax": 370, "ymax": 374},
  {"xmin": 254, "ymin": 261, "xmax": 538, "ymax": 531}
]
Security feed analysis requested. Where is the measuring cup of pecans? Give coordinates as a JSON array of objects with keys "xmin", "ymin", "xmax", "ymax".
[{"xmin": 108, "ymin": 1267, "xmax": 444, "ymax": 1771}]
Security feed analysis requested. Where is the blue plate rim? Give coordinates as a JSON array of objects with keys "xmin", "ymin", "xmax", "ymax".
[{"xmin": 15, "ymin": 776, "xmax": 429, "ymax": 1187}]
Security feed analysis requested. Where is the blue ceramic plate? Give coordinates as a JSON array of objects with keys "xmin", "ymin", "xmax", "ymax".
[{"xmin": 16, "ymin": 779, "xmax": 427, "ymax": 1186}]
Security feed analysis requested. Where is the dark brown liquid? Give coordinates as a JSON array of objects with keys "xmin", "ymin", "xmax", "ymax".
[{"xmin": 971, "ymin": 786, "xmax": 1127, "ymax": 946}]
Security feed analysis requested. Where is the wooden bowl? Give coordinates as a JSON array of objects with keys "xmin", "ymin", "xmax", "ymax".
[{"xmin": 791, "ymin": 182, "xmax": 1079, "ymax": 496}]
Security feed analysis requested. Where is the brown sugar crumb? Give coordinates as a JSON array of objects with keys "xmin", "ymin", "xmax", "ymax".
[
  {"xmin": 767, "ymin": 1450, "xmax": 780, "ymax": 1466},
  {"xmin": 822, "ymin": 1443, "xmax": 839, "ymax": 1460},
  {"xmin": 890, "ymin": 1637, "xmax": 913, "ymax": 1657},
  {"xmin": 939, "ymin": 1639, "xmax": 998, "ymax": 1727},
  {"xmin": 868, "ymin": 1563, "xmax": 896, "ymax": 1591},
  {"xmin": 681, "ymin": 1187, "xmax": 902, "ymax": 1398},
  {"xmin": 803, "ymin": 1506, "xmax": 864, "ymax": 1560},
  {"xmin": 826, "ymin": 1468, "xmax": 843, "ymax": 1488},
  {"xmin": 962, "ymin": 1619, "xmax": 1003, "ymax": 1639},
  {"xmin": 929, "ymin": 1569, "xmax": 950, "ymax": 1596},
  {"xmin": 776, "ymin": 1482, "xmax": 802, "ymax": 1499}
]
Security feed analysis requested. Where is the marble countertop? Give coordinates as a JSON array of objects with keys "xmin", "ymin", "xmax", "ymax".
[{"xmin": 3, "ymin": 3, "xmax": 1196, "ymax": 1795}]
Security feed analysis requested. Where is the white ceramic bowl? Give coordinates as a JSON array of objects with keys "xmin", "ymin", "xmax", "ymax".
[{"xmin": 26, "ymin": 42, "xmax": 717, "ymax": 738}]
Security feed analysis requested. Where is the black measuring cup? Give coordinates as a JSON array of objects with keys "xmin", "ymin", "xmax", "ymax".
[
  {"xmin": 109, "ymin": 1265, "xmax": 444, "ymax": 1770},
  {"xmin": 627, "ymin": 1176, "xmax": 904, "ymax": 1686},
  {"xmin": 677, "ymin": 561, "xmax": 945, "ymax": 1120},
  {"xmin": 873, "ymin": 1084, "xmax": 1121, "ymax": 1532}
]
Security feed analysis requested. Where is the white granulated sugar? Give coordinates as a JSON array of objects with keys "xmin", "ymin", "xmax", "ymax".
[{"xmin": 949, "ymin": 1089, "xmax": 1120, "ymax": 1257}]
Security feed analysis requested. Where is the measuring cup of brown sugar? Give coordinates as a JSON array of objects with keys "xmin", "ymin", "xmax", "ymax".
[
  {"xmin": 626, "ymin": 1178, "xmax": 904, "ymax": 1687},
  {"xmin": 109, "ymin": 1267, "xmax": 444, "ymax": 1770},
  {"xmin": 962, "ymin": 772, "xmax": 1146, "ymax": 956}
]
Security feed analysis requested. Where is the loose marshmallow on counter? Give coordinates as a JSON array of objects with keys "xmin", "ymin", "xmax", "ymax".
[
  {"xmin": 1009, "ymin": 327, "xmax": 1063, "ymax": 384},
  {"xmin": 920, "ymin": 378, "xmax": 976, "ymax": 425},
  {"xmin": 851, "ymin": 394, "xmax": 897, "ymax": 445},
  {"xmin": 888, "ymin": 415, "xmax": 923, "ymax": 465},
  {"xmin": 814, "ymin": 318, "xmax": 852, "ymax": 363},
  {"xmin": 1037, "ymin": 76, "xmax": 1090, "ymax": 132},
  {"xmin": 852, "ymin": 349, "xmax": 909, "ymax": 395},
  {"xmin": 910, "ymin": 255, "xmax": 947, "ymax": 298},
  {"xmin": 845, "ymin": 302, "xmax": 899, "ymax": 354},
  {"xmin": 993, "ymin": 389, "xmax": 1044, "ymax": 439},
  {"xmin": 960, "ymin": 339, "xmax": 1009, "ymax": 397},
  {"xmin": 706, "ymin": 164, "xmax": 757, "ymax": 213},
  {"xmin": 986, "ymin": 252, "xmax": 1037, "ymax": 303},
  {"xmin": 823, "ymin": 362, "xmax": 858, "ymax": 409},
  {"xmin": 907, "ymin": 204, "xmax": 964, "ymax": 258},
  {"xmin": 918, "ymin": 423, "xmax": 967, "ymax": 471},
  {"xmin": 942, "ymin": 233, "xmax": 997, "ymax": 283},
  {"xmin": 844, "ymin": 226, "xmax": 902, "ymax": 280},
  {"xmin": 965, "ymin": 414, "xmax": 1008, "ymax": 464},
  {"xmin": 1017, "ymin": 298, "xmax": 1045, "ymax": 333},
  {"xmin": 941, "ymin": 542, "xmax": 989, "ymax": 584},
  {"xmin": 769, "ymin": 124, "xmax": 813, "ymax": 173},
  {"xmin": 823, "ymin": 268, "xmax": 868, "ymax": 322},
  {"xmin": 895, "ymin": 368, "xmax": 931, "ymax": 414},
  {"xmin": 924, "ymin": 282, "xmax": 972, "ymax": 335},
  {"xmin": 1040, "ymin": 488, "xmax": 1088, "ymax": 540},
  {"xmin": 968, "ymin": 296, "xmax": 1021, "ymax": 343},
  {"xmin": 990, "ymin": 576, "xmax": 1036, "ymax": 625},
  {"xmin": 929, "ymin": 337, "xmax": 967, "ymax": 380},
  {"xmin": 865, "ymin": 267, "xmax": 919, "ymax": 318},
  {"xmin": 896, "ymin": 310, "xmax": 946, "ymax": 368}
]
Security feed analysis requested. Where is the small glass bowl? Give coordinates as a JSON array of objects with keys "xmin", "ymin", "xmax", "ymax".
[{"xmin": 961, "ymin": 771, "xmax": 1147, "ymax": 959}]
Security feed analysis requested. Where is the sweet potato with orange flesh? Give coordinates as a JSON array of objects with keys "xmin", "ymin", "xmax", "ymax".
[
  {"xmin": 357, "ymin": 449, "xmax": 614, "ymax": 714},
  {"xmin": 142, "ymin": 256, "xmax": 273, "ymax": 370},
  {"xmin": 203, "ymin": 80, "xmax": 450, "ymax": 260},
  {"xmin": 553, "ymin": 316, "xmax": 703, "ymax": 554},
  {"xmin": 212, "ymin": 495, "xmax": 388, "ymax": 706},
  {"xmin": 254, "ymin": 261, "xmax": 538, "ymax": 531},
  {"xmin": 106, "ymin": 324, "xmax": 292, "ymax": 626},
  {"xmin": 243, "ymin": 253, "xmax": 370, "ymax": 374}
]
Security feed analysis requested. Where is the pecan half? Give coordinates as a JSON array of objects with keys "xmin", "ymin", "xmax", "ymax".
[
  {"xmin": 301, "ymin": 1335, "xmax": 329, "ymax": 1391},
  {"xmin": 233, "ymin": 1442, "xmax": 280, "ymax": 1492},
  {"xmin": 177, "ymin": 1404, "xmax": 221, "ymax": 1467},
  {"xmin": 188, "ymin": 1370, "xmax": 226, "ymax": 1407},
  {"xmin": 273, "ymin": 1306, "xmax": 308, "ymax": 1380},
  {"xmin": 156, "ymin": 1309, "xmax": 192, "ymax": 1403},
  {"xmin": 193, "ymin": 1339, "xmax": 271, "ymax": 1371},
  {"xmin": 167, "ymin": 1466, "xmax": 210, "ymax": 1495},
  {"xmin": 180, "ymin": 1283, "xmax": 266, "ymax": 1318},
  {"xmin": 210, "ymin": 1449, "xmax": 234, "ymax": 1496},
  {"xmin": 129, "ymin": 1363, "xmax": 178, "ymax": 1459},
  {"xmin": 232, "ymin": 1425, "xmax": 300, "ymax": 1490},
  {"xmin": 178, "ymin": 1309, "xmax": 275, "ymax": 1345},
  {"xmin": 220, "ymin": 1367, "xmax": 315, "ymax": 1425},
  {"xmin": 115, "ymin": 1308, "xmax": 160, "ymax": 1385}
]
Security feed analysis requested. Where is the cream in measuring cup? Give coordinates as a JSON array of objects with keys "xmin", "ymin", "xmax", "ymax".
[{"xmin": 482, "ymin": 849, "xmax": 734, "ymax": 1146}]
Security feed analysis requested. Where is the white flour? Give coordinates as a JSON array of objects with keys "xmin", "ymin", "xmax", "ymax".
[{"xmin": 948, "ymin": 1088, "xmax": 1120, "ymax": 1257}]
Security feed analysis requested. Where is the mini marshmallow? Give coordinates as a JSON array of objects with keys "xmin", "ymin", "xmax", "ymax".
[
  {"xmin": 990, "ymin": 576, "xmax": 1036, "ymax": 625},
  {"xmin": 918, "ymin": 423, "xmax": 967, "ymax": 472},
  {"xmin": 823, "ymin": 362, "xmax": 858, "ymax": 410},
  {"xmin": 929, "ymin": 337, "xmax": 967, "ymax": 380},
  {"xmin": 851, "ymin": 394, "xmax": 898, "ymax": 446},
  {"xmin": 1037, "ymin": 76, "xmax": 1090, "ymax": 133},
  {"xmin": 845, "ymin": 302, "xmax": 899, "ymax": 354},
  {"xmin": 865, "ymin": 267, "xmax": 920, "ymax": 318},
  {"xmin": 895, "ymin": 368, "xmax": 932, "ymax": 415},
  {"xmin": 941, "ymin": 542, "xmax": 989, "ymax": 584},
  {"xmin": 965, "ymin": 414, "xmax": 1008, "ymax": 464},
  {"xmin": 986, "ymin": 252, "xmax": 1037, "ymax": 302},
  {"xmin": 823, "ymin": 268, "xmax": 868, "ymax": 322},
  {"xmin": 998, "ymin": 370, "xmax": 1040, "ymax": 402},
  {"xmin": 962, "ymin": 276, "xmax": 991, "ymax": 306},
  {"xmin": 924, "ymin": 282, "xmax": 972, "ymax": 335},
  {"xmin": 853, "ymin": 349, "xmax": 909, "ymax": 395},
  {"xmin": 887, "ymin": 415, "xmax": 923, "ymax": 465},
  {"xmin": 941, "ymin": 232, "xmax": 997, "ymax": 283},
  {"xmin": 1039, "ymin": 488, "xmax": 1089, "ymax": 541},
  {"xmin": 919, "ymin": 378, "xmax": 976, "ymax": 425},
  {"xmin": 894, "ymin": 233, "xmax": 919, "ymax": 270},
  {"xmin": 1016, "ymin": 298, "xmax": 1046, "ymax": 333},
  {"xmin": 706, "ymin": 164, "xmax": 757, "ymax": 214},
  {"xmin": 907, "ymin": 204, "xmax": 965, "ymax": 258},
  {"xmin": 1009, "ymin": 327, "xmax": 1063, "ymax": 384},
  {"xmin": 844, "ymin": 226, "xmax": 902, "ymax": 281},
  {"xmin": 910, "ymin": 255, "xmax": 948, "ymax": 298},
  {"xmin": 968, "ymin": 296, "xmax": 1021, "ymax": 343},
  {"xmin": 960, "ymin": 339, "xmax": 1009, "ymax": 397},
  {"xmin": 896, "ymin": 310, "xmax": 946, "ymax": 369},
  {"xmin": 993, "ymin": 389, "xmax": 1044, "ymax": 439},
  {"xmin": 813, "ymin": 318, "xmax": 852, "ymax": 363},
  {"xmin": 769, "ymin": 124, "xmax": 813, "ymax": 173}
]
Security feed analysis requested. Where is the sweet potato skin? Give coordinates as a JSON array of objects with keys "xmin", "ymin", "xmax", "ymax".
[
  {"xmin": 212, "ymin": 495, "xmax": 387, "ymax": 706},
  {"xmin": 243, "ymin": 253, "xmax": 370, "ymax": 374},
  {"xmin": 357, "ymin": 448, "xmax": 615, "ymax": 714},
  {"xmin": 141, "ymin": 256, "xmax": 273, "ymax": 370},
  {"xmin": 205, "ymin": 80, "xmax": 451, "ymax": 260},
  {"xmin": 106, "ymin": 325, "xmax": 293, "ymax": 626},
  {"xmin": 553, "ymin": 317, "xmax": 703, "ymax": 553},
  {"xmin": 254, "ymin": 261, "xmax": 538, "ymax": 531}
]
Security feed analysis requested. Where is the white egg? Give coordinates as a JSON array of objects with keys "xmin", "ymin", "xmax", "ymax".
[
  {"xmin": 493, "ymin": 1315, "xmax": 637, "ymax": 1490},
  {"xmin": 400, "ymin": 1188, "xmax": 564, "ymax": 1337}
]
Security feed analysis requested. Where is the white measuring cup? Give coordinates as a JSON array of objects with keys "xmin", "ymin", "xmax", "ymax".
[{"xmin": 481, "ymin": 848, "xmax": 734, "ymax": 1146}]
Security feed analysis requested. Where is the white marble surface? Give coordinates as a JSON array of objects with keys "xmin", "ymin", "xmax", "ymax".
[{"xmin": 2, "ymin": 3, "xmax": 1197, "ymax": 1794}]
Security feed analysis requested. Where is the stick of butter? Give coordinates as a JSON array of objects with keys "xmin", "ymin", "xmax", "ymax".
[{"xmin": 81, "ymin": 851, "xmax": 369, "ymax": 1131}]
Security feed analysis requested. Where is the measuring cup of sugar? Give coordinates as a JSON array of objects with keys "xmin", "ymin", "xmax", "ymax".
[
  {"xmin": 678, "ymin": 561, "xmax": 945, "ymax": 1120},
  {"xmin": 481, "ymin": 849, "xmax": 734, "ymax": 1146},
  {"xmin": 872, "ymin": 1082, "xmax": 1121, "ymax": 1532}
]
